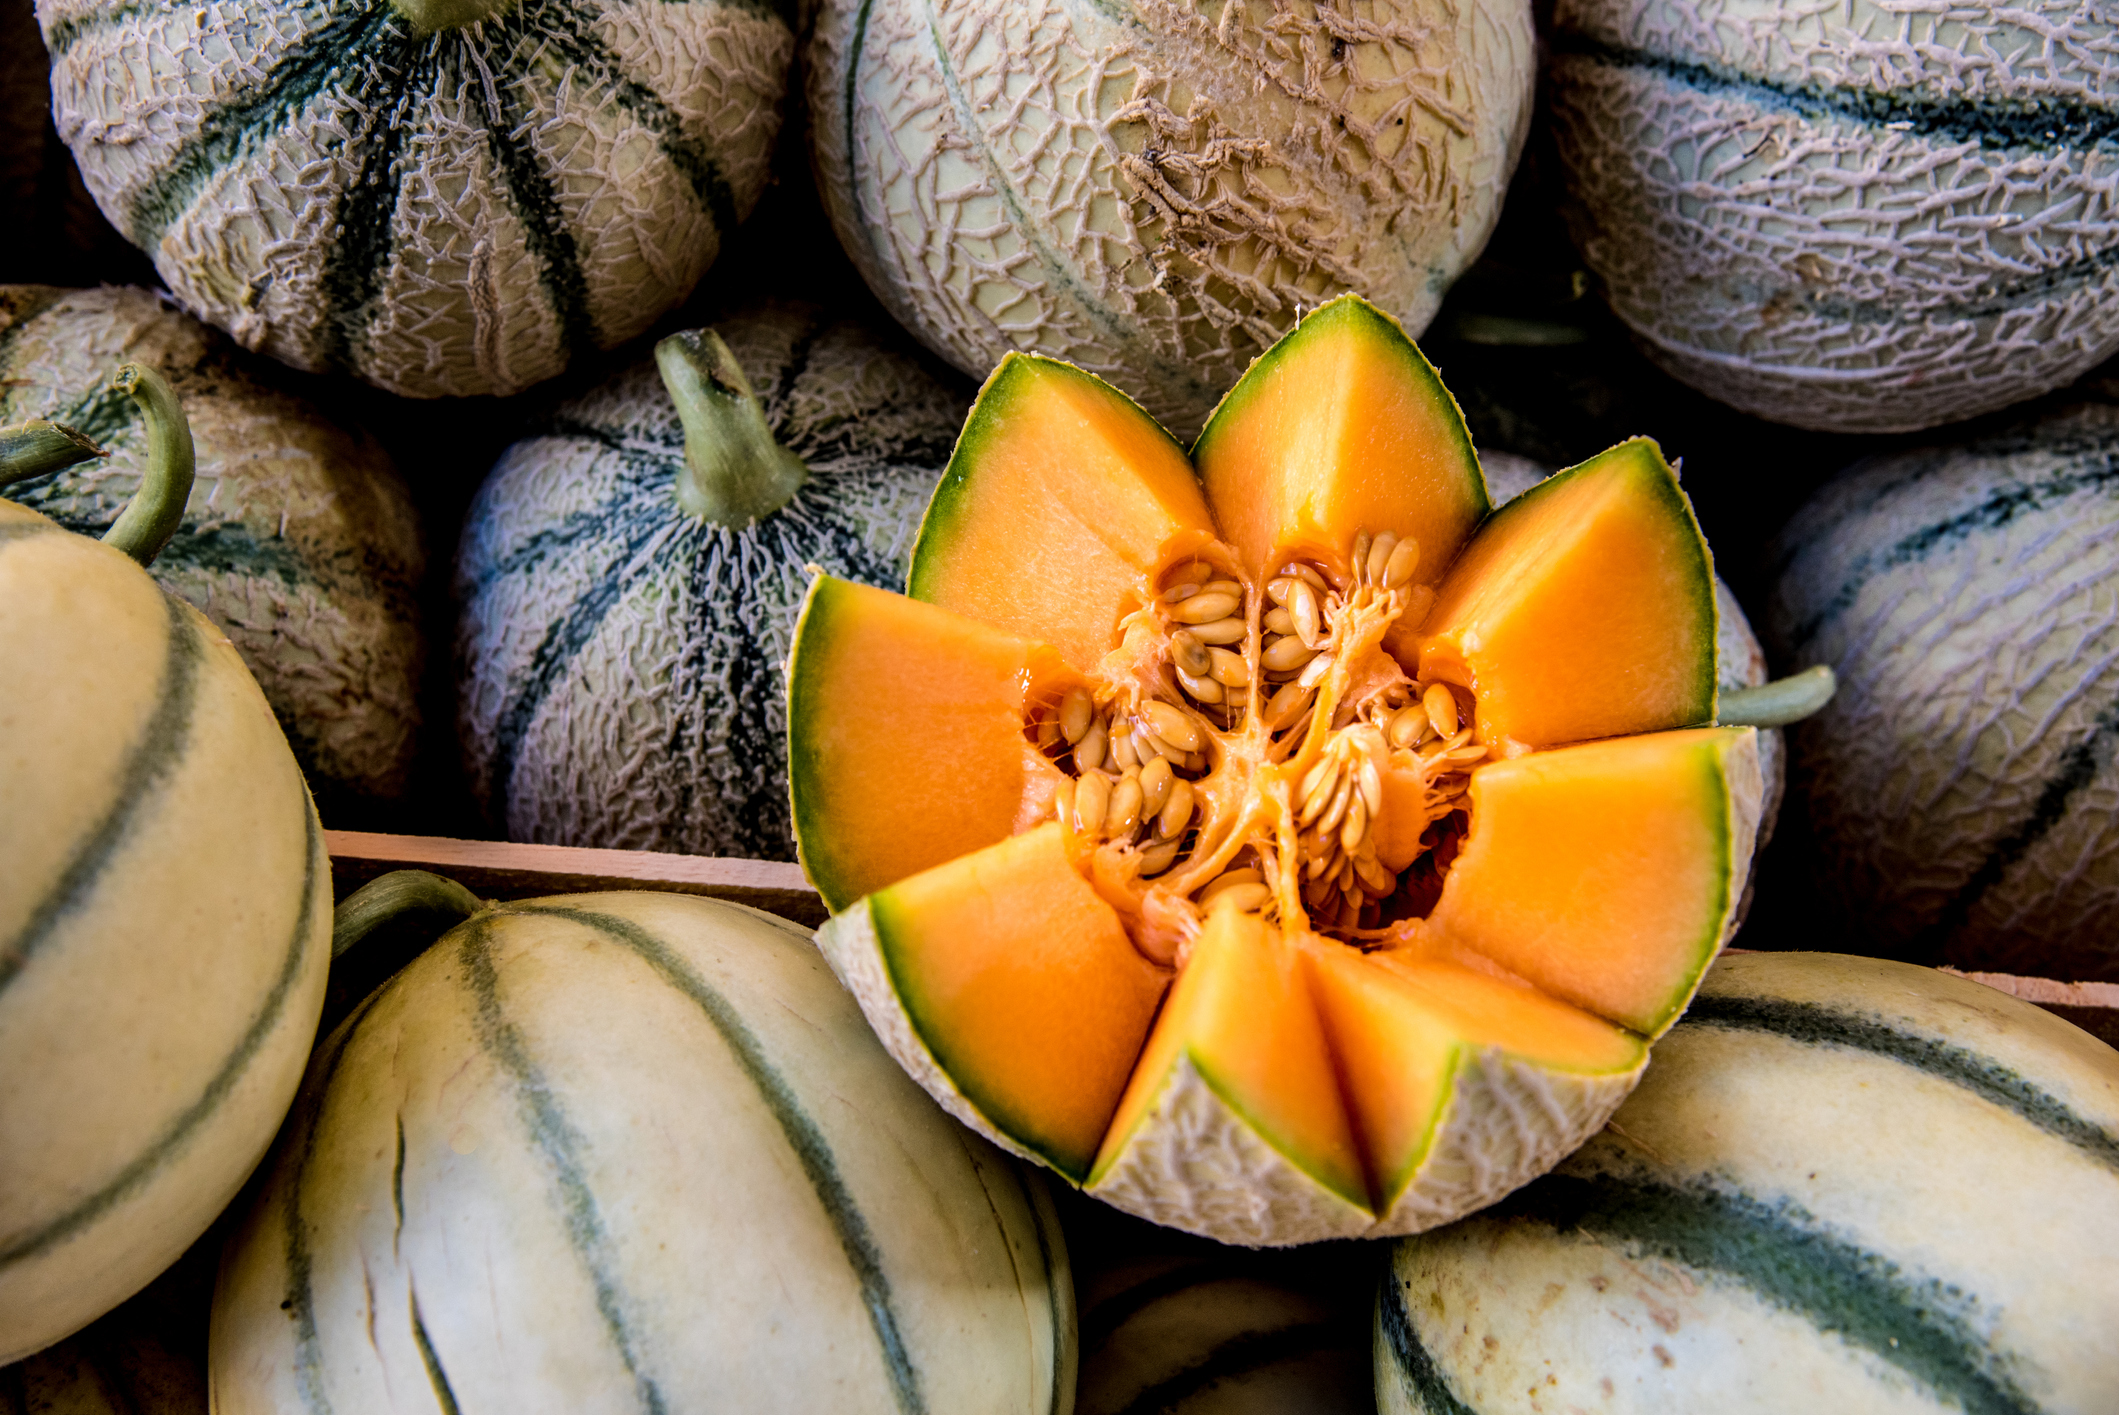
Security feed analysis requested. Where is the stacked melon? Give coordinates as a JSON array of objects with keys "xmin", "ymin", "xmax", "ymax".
[{"xmin": 790, "ymin": 294, "xmax": 1772, "ymax": 1244}]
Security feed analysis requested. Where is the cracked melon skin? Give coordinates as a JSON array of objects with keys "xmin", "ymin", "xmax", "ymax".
[
  {"xmin": 796, "ymin": 294, "xmax": 1765, "ymax": 1245},
  {"xmin": 1548, "ymin": 0, "xmax": 2119, "ymax": 433},
  {"xmin": 807, "ymin": 0, "xmax": 1535, "ymax": 440},
  {"xmin": 39, "ymin": 0, "xmax": 790, "ymax": 397},
  {"xmin": 1767, "ymin": 404, "xmax": 2119, "ymax": 982},
  {"xmin": 1, "ymin": 285, "xmax": 423, "ymax": 814},
  {"xmin": 1378, "ymin": 951, "xmax": 2119, "ymax": 1414},
  {"xmin": 459, "ymin": 302, "xmax": 970, "ymax": 859}
]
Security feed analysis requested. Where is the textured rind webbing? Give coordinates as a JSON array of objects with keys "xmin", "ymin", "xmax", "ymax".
[
  {"xmin": 1376, "ymin": 1271, "xmax": 1481, "ymax": 1415},
  {"xmin": 0, "ymin": 800, "xmax": 323, "ymax": 1271},
  {"xmin": 1683, "ymin": 993, "xmax": 2119, "ymax": 1171},
  {"xmin": 456, "ymin": 914, "xmax": 669, "ymax": 1415},
  {"xmin": 1109, "ymin": 1322, "xmax": 1350, "ymax": 1415},
  {"xmin": 1484, "ymin": 1171, "xmax": 2042, "ymax": 1415},
  {"xmin": 505, "ymin": 903, "xmax": 930, "ymax": 1415}
]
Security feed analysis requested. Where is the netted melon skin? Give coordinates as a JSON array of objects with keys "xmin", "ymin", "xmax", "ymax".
[
  {"xmin": 1549, "ymin": 0, "xmax": 2119, "ymax": 434},
  {"xmin": 1768, "ymin": 403, "xmax": 2119, "ymax": 981},
  {"xmin": 1, "ymin": 285, "xmax": 423, "ymax": 813},
  {"xmin": 456, "ymin": 304, "xmax": 971, "ymax": 858},
  {"xmin": 808, "ymin": 0, "xmax": 1534, "ymax": 440},
  {"xmin": 39, "ymin": 0, "xmax": 790, "ymax": 397}
]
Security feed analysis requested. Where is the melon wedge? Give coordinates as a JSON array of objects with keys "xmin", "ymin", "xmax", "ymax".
[{"xmin": 790, "ymin": 294, "xmax": 1768, "ymax": 1246}]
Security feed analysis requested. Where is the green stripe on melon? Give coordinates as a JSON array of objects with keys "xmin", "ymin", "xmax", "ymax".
[
  {"xmin": 1377, "ymin": 951, "xmax": 2119, "ymax": 1415},
  {"xmin": 1, "ymin": 501, "xmax": 329, "ymax": 1363},
  {"xmin": 41, "ymin": 0, "xmax": 790, "ymax": 396},
  {"xmin": 456, "ymin": 301, "xmax": 970, "ymax": 858},
  {"xmin": 1766, "ymin": 402, "xmax": 2119, "ymax": 978},
  {"xmin": 1547, "ymin": 1, "xmax": 2119, "ymax": 432},
  {"xmin": 0, "ymin": 285, "xmax": 424, "ymax": 815},
  {"xmin": 211, "ymin": 891, "xmax": 1075, "ymax": 1414}
]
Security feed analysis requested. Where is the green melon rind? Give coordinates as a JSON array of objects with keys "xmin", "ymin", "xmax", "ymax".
[
  {"xmin": 1466, "ymin": 435, "xmax": 1719, "ymax": 729},
  {"xmin": 905, "ymin": 350, "xmax": 1191, "ymax": 606},
  {"xmin": 1190, "ymin": 294, "xmax": 1492, "ymax": 539},
  {"xmin": 1630, "ymin": 725, "xmax": 1760, "ymax": 1040},
  {"xmin": 786, "ymin": 573, "xmax": 861, "ymax": 914},
  {"xmin": 1377, "ymin": 951, "xmax": 2119, "ymax": 1415}
]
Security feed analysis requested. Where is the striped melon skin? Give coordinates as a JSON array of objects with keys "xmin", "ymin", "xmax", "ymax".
[
  {"xmin": 38, "ymin": 0, "xmax": 790, "ymax": 397},
  {"xmin": 807, "ymin": 0, "xmax": 1534, "ymax": 440},
  {"xmin": 210, "ymin": 891, "xmax": 1076, "ymax": 1415},
  {"xmin": 1377, "ymin": 951, "xmax": 2119, "ymax": 1414},
  {"xmin": 0, "ymin": 502, "xmax": 330, "ymax": 1364},
  {"xmin": 456, "ymin": 301, "xmax": 970, "ymax": 858},
  {"xmin": 1767, "ymin": 404, "xmax": 2119, "ymax": 980},
  {"xmin": 1548, "ymin": 0, "xmax": 2119, "ymax": 433},
  {"xmin": 1, "ymin": 285, "xmax": 424, "ymax": 813}
]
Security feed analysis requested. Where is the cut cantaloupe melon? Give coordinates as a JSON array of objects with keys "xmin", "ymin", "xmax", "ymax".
[{"xmin": 793, "ymin": 293, "xmax": 1783, "ymax": 1245}]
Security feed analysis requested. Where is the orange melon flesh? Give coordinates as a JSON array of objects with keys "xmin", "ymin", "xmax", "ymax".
[
  {"xmin": 908, "ymin": 354, "xmax": 1216, "ymax": 670},
  {"xmin": 1413, "ymin": 439, "xmax": 1716, "ymax": 752},
  {"xmin": 1421, "ymin": 727, "xmax": 1757, "ymax": 1037},
  {"xmin": 868, "ymin": 823, "xmax": 1171, "ymax": 1180},
  {"xmin": 1193, "ymin": 297, "xmax": 1489, "ymax": 582},
  {"xmin": 788, "ymin": 577, "xmax": 1072, "ymax": 913},
  {"xmin": 1302, "ymin": 943, "xmax": 1646, "ymax": 1209},
  {"xmin": 1090, "ymin": 907, "xmax": 1367, "ymax": 1210}
]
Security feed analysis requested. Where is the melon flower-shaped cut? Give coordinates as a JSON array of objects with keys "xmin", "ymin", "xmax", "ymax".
[{"xmin": 788, "ymin": 294, "xmax": 1814, "ymax": 1246}]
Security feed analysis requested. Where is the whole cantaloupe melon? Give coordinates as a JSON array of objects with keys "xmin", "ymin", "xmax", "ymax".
[
  {"xmin": 808, "ymin": 0, "xmax": 1535, "ymax": 439},
  {"xmin": 37, "ymin": 0, "xmax": 792, "ymax": 397},
  {"xmin": 1, "ymin": 285, "xmax": 424, "ymax": 814},
  {"xmin": 1767, "ymin": 403, "xmax": 2119, "ymax": 981},
  {"xmin": 1548, "ymin": 0, "xmax": 2119, "ymax": 433}
]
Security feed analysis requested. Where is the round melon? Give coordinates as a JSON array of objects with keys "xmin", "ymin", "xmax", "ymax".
[
  {"xmin": 1767, "ymin": 403, "xmax": 2119, "ymax": 981},
  {"xmin": 210, "ymin": 886, "xmax": 1076, "ymax": 1414},
  {"xmin": 807, "ymin": 0, "xmax": 1535, "ymax": 439},
  {"xmin": 456, "ymin": 300, "xmax": 971, "ymax": 858},
  {"xmin": 1, "ymin": 285, "xmax": 424, "ymax": 813},
  {"xmin": 0, "ymin": 1240, "xmax": 211, "ymax": 1414},
  {"xmin": 1377, "ymin": 950, "xmax": 2119, "ymax": 1413},
  {"xmin": 1547, "ymin": 0, "xmax": 2119, "ymax": 433},
  {"xmin": 788, "ymin": 293, "xmax": 1814, "ymax": 1245},
  {"xmin": 38, "ymin": 0, "xmax": 791, "ymax": 397},
  {"xmin": 1, "ymin": 387, "xmax": 331, "ymax": 1361}
]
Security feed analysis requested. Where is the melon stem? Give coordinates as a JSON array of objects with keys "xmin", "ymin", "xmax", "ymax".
[
  {"xmin": 331, "ymin": 869, "xmax": 488, "ymax": 962},
  {"xmin": 656, "ymin": 329, "xmax": 810, "ymax": 530},
  {"xmin": 99, "ymin": 363, "xmax": 195, "ymax": 568},
  {"xmin": 0, "ymin": 419, "xmax": 106, "ymax": 484},
  {"xmin": 1717, "ymin": 665, "xmax": 1837, "ymax": 728}
]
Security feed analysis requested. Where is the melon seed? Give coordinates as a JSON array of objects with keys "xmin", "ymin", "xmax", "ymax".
[
  {"xmin": 1161, "ymin": 582, "xmax": 1199, "ymax": 603},
  {"xmin": 1075, "ymin": 772, "xmax": 1111, "ymax": 837},
  {"xmin": 1111, "ymin": 725, "xmax": 1141, "ymax": 770},
  {"xmin": 1298, "ymin": 653, "xmax": 1334, "ymax": 689},
  {"xmin": 1059, "ymin": 687, "xmax": 1092, "ymax": 744},
  {"xmin": 1264, "ymin": 577, "xmax": 1296, "ymax": 605},
  {"xmin": 1356, "ymin": 757, "xmax": 1384, "ymax": 819},
  {"xmin": 1318, "ymin": 775, "xmax": 1354, "ymax": 836},
  {"xmin": 1169, "ymin": 629, "xmax": 1211, "ymax": 677},
  {"xmin": 1340, "ymin": 794, "xmax": 1368, "ymax": 854},
  {"xmin": 1207, "ymin": 646, "xmax": 1249, "ymax": 687},
  {"xmin": 1289, "ymin": 580, "xmax": 1323, "ymax": 649},
  {"xmin": 1198, "ymin": 867, "xmax": 1263, "ymax": 902},
  {"xmin": 1423, "ymin": 683, "xmax": 1460, "ymax": 739},
  {"xmin": 1158, "ymin": 778, "xmax": 1195, "ymax": 839},
  {"xmin": 1145, "ymin": 702, "xmax": 1204, "ymax": 753},
  {"xmin": 1198, "ymin": 579, "xmax": 1243, "ymax": 599},
  {"xmin": 1264, "ymin": 606, "xmax": 1297, "ymax": 636},
  {"xmin": 1176, "ymin": 666, "xmax": 1223, "ymax": 703},
  {"xmin": 1076, "ymin": 716, "xmax": 1109, "ymax": 771},
  {"xmin": 1365, "ymin": 531, "xmax": 1398, "ymax": 584},
  {"xmin": 1383, "ymin": 536, "xmax": 1421, "ymax": 589},
  {"xmin": 1356, "ymin": 854, "xmax": 1396, "ymax": 894},
  {"xmin": 1263, "ymin": 682, "xmax": 1312, "ymax": 729},
  {"xmin": 1139, "ymin": 756, "xmax": 1174, "ymax": 817},
  {"xmin": 1187, "ymin": 617, "xmax": 1247, "ymax": 645},
  {"xmin": 1108, "ymin": 776, "xmax": 1144, "ymax": 838},
  {"xmin": 1138, "ymin": 839, "xmax": 1181, "ymax": 876},
  {"xmin": 1262, "ymin": 634, "xmax": 1317, "ymax": 672},
  {"xmin": 1208, "ymin": 881, "xmax": 1273, "ymax": 914},
  {"xmin": 1170, "ymin": 591, "xmax": 1241, "ymax": 624},
  {"xmin": 1388, "ymin": 702, "xmax": 1427, "ymax": 749}
]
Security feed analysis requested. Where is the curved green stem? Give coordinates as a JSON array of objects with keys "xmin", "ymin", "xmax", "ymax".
[
  {"xmin": 99, "ymin": 363, "xmax": 194, "ymax": 567},
  {"xmin": 332, "ymin": 869, "xmax": 487, "ymax": 961},
  {"xmin": 1719, "ymin": 664, "xmax": 1837, "ymax": 728},
  {"xmin": 0, "ymin": 420, "xmax": 107, "ymax": 486},
  {"xmin": 656, "ymin": 328, "xmax": 809, "ymax": 529}
]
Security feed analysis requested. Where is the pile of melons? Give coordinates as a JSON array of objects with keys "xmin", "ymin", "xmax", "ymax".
[{"xmin": 7, "ymin": 0, "xmax": 2119, "ymax": 1409}]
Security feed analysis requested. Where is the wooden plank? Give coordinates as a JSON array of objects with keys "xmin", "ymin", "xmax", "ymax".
[
  {"xmin": 325, "ymin": 830, "xmax": 827, "ymax": 928},
  {"xmin": 1944, "ymin": 968, "xmax": 2119, "ymax": 1050}
]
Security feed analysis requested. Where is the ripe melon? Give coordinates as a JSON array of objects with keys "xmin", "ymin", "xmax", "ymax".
[
  {"xmin": 790, "ymin": 294, "xmax": 1788, "ymax": 1245},
  {"xmin": 38, "ymin": 0, "xmax": 791, "ymax": 397},
  {"xmin": 1, "ymin": 285, "xmax": 424, "ymax": 814},
  {"xmin": 1768, "ymin": 402, "xmax": 2119, "ymax": 981},
  {"xmin": 1377, "ymin": 951, "xmax": 2119, "ymax": 1413},
  {"xmin": 1547, "ymin": 0, "xmax": 2119, "ymax": 433},
  {"xmin": 0, "ymin": 1240, "xmax": 210, "ymax": 1414},
  {"xmin": 1, "ymin": 373, "xmax": 330, "ymax": 1362},
  {"xmin": 456, "ymin": 301, "xmax": 970, "ymax": 857},
  {"xmin": 807, "ymin": 0, "xmax": 1535, "ymax": 439},
  {"xmin": 211, "ymin": 886, "xmax": 1076, "ymax": 1414}
]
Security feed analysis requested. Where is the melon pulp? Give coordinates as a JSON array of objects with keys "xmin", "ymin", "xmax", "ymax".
[{"xmin": 791, "ymin": 294, "xmax": 1759, "ymax": 1244}]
